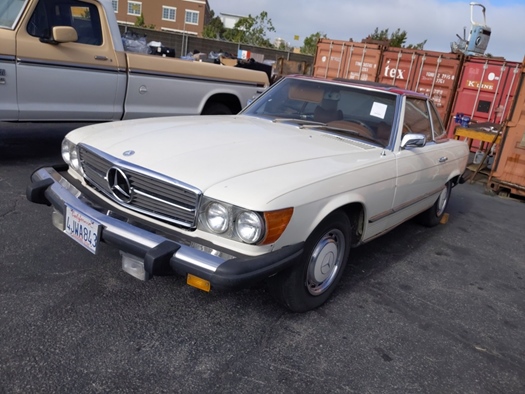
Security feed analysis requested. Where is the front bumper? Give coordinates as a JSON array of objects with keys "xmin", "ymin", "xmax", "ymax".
[{"xmin": 27, "ymin": 165, "xmax": 303, "ymax": 290}]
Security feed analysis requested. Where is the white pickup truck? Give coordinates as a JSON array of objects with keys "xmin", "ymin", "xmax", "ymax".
[{"xmin": 0, "ymin": 0, "xmax": 269, "ymax": 122}]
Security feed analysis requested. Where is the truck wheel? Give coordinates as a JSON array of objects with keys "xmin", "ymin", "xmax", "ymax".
[
  {"xmin": 418, "ymin": 181, "xmax": 451, "ymax": 227},
  {"xmin": 268, "ymin": 211, "xmax": 351, "ymax": 312},
  {"xmin": 202, "ymin": 103, "xmax": 232, "ymax": 115}
]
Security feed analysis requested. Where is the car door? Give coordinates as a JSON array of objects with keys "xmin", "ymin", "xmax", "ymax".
[
  {"xmin": 390, "ymin": 97, "xmax": 455, "ymax": 224},
  {"xmin": 15, "ymin": 0, "xmax": 124, "ymax": 121}
]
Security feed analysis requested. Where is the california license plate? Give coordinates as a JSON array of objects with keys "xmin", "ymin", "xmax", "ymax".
[{"xmin": 64, "ymin": 204, "xmax": 101, "ymax": 254}]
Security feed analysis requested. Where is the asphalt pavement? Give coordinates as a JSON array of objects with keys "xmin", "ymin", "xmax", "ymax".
[{"xmin": 1, "ymin": 122, "xmax": 524, "ymax": 393}]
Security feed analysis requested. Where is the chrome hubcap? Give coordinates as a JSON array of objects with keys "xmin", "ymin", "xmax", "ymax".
[{"xmin": 306, "ymin": 229, "xmax": 345, "ymax": 296}]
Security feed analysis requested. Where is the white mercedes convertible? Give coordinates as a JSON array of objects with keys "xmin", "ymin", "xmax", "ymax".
[{"xmin": 27, "ymin": 75, "xmax": 469, "ymax": 312}]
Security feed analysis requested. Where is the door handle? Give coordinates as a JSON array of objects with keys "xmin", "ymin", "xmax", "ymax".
[
  {"xmin": 439, "ymin": 157, "xmax": 448, "ymax": 163},
  {"xmin": 94, "ymin": 55, "xmax": 109, "ymax": 61}
]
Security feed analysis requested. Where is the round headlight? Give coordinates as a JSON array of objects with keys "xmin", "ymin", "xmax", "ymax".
[
  {"xmin": 236, "ymin": 211, "xmax": 263, "ymax": 244},
  {"xmin": 70, "ymin": 147, "xmax": 81, "ymax": 171},
  {"xmin": 205, "ymin": 202, "xmax": 230, "ymax": 233},
  {"xmin": 61, "ymin": 140, "xmax": 71, "ymax": 164}
]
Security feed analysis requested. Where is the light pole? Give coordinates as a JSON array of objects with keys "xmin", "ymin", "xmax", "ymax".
[{"xmin": 181, "ymin": 17, "xmax": 186, "ymax": 57}]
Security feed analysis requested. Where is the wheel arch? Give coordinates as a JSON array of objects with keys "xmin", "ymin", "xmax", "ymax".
[
  {"xmin": 295, "ymin": 199, "xmax": 366, "ymax": 249},
  {"xmin": 202, "ymin": 93, "xmax": 242, "ymax": 115},
  {"xmin": 337, "ymin": 202, "xmax": 366, "ymax": 247},
  {"xmin": 448, "ymin": 172, "xmax": 463, "ymax": 187}
]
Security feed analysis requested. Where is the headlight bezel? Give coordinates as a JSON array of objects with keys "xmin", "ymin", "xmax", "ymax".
[
  {"xmin": 198, "ymin": 199, "xmax": 265, "ymax": 245},
  {"xmin": 198, "ymin": 198, "xmax": 294, "ymax": 246}
]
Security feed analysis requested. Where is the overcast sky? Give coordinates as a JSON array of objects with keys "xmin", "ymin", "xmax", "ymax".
[{"xmin": 209, "ymin": 0, "xmax": 525, "ymax": 62}]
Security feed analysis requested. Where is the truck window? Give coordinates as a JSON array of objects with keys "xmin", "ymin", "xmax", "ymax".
[
  {"xmin": 27, "ymin": 0, "xmax": 102, "ymax": 46},
  {"xmin": 0, "ymin": 0, "xmax": 29, "ymax": 29}
]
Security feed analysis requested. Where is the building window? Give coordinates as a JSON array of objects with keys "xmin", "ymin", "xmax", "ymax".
[
  {"xmin": 185, "ymin": 10, "xmax": 199, "ymax": 25},
  {"xmin": 112, "ymin": 0, "xmax": 118, "ymax": 12},
  {"xmin": 127, "ymin": 1, "xmax": 141, "ymax": 16},
  {"xmin": 162, "ymin": 6, "xmax": 176, "ymax": 21}
]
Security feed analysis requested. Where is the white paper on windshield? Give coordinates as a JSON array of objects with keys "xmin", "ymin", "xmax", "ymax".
[{"xmin": 370, "ymin": 102, "xmax": 387, "ymax": 119}]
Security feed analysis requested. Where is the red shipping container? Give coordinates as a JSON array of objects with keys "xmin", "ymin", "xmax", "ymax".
[
  {"xmin": 446, "ymin": 57, "xmax": 522, "ymax": 140},
  {"xmin": 313, "ymin": 39, "xmax": 382, "ymax": 82},
  {"xmin": 378, "ymin": 48, "xmax": 463, "ymax": 121}
]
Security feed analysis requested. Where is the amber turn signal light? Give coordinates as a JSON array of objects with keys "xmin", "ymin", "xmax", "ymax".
[
  {"xmin": 187, "ymin": 274, "xmax": 211, "ymax": 292},
  {"xmin": 262, "ymin": 207, "xmax": 294, "ymax": 244}
]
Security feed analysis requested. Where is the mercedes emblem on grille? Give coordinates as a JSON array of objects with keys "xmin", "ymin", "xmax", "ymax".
[{"xmin": 106, "ymin": 167, "xmax": 133, "ymax": 203}]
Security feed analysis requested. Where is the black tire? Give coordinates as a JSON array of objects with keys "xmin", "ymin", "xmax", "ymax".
[
  {"xmin": 418, "ymin": 181, "xmax": 452, "ymax": 227},
  {"xmin": 201, "ymin": 102, "xmax": 232, "ymax": 115},
  {"xmin": 268, "ymin": 211, "xmax": 351, "ymax": 312}
]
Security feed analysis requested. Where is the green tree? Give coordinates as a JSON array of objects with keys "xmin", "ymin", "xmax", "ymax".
[
  {"xmin": 301, "ymin": 32, "xmax": 327, "ymax": 55},
  {"xmin": 202, "ymin": 10, "xmax": 226, "ymax": 39},
  {"xmin": 366, "ymin": 27, "xmax": 426, "ymax": 49},
  {"xmin": 224, "ymin": 11, "xmax": 276, "ymax": 47},
  {"xmin": 134, "ymin": 13, "xmax": 155, "ymax": 29}
]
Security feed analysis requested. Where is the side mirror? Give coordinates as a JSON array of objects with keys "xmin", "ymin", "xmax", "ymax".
[
  {"xmin": 40, "ymin": 26, "xmax": 78, "ymax": 45},
  {"xmin": 401, "ymin": 133, "xmax": 426, "ymax": 148}
]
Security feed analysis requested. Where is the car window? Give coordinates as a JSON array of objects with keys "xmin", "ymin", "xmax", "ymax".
[
  {"xmin": 403, "ymin": 98, "xmax": 433, "ymax": 142},
  {"xmin": 429, "ymin": 102, "xmax": 447, "ymax": 141},
  {"xmin": 244, "ymin": 78, "xmax": 397, "ymax": 146},
  {"xmin": 27, "ymin": 0, "xmax": 103, "ymax": 46}
]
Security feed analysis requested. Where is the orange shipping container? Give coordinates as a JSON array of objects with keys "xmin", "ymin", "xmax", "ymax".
[
  {"xmin": 313, "ymin": 39, "xmax": 382, "ymax": 82},
  {"xmin": 446, "ymin": 57, "xmax": 522, "ymax": 138},
  {"xmin": 378, "ymin": 48, "xmax": 463, "ymax": 121},
  {"xmin": 489, "ymin": 64, "xmax": 525, "ymax": 198}
]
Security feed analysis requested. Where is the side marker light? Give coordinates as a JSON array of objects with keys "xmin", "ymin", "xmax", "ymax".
[{"xmin": 187, "ymin": 274, "xmax": 211, "ymax": 292}]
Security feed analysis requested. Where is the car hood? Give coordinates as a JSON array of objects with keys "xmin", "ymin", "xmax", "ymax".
[{"xmin": 68, "ymin": 116, "xmax": 384, "ymax": 208}]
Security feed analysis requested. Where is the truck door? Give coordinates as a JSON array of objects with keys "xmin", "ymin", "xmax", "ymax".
[
  {"xmin": 15, "ymin": 0, "xmax": 125, "ymax": 121},
  {"xmin": 0, "ymin": 28, "xmax": 18, "ymax": 121}
]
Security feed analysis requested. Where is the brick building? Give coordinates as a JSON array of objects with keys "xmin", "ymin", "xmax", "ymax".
[{"xmin": 112, "ymin": 0, "xmax": 211, "ymax": 37}]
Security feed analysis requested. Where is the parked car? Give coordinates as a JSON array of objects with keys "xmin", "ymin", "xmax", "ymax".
[{"xmin": 27, "ymin": 75, "xmax": 469, "ymax": 312}]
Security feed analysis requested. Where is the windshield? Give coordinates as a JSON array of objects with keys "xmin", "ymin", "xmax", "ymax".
[
  {"xmin": 0, "ymin": 0, "xmax": 28, "ymax": 29},
  {"xmin": 243, "ymin": 78, "xmax": 398, "ymax": 147}
]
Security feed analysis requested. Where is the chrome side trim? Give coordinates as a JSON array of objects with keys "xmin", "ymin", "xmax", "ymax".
[
  {"xmin": 0, "ymin": 55, "xmax": 16, "ymax": 63},
  {"xmin": 16, "ymin": 57, "xmax": 125, "ymax": 73},
  {"xmin": 368, "ymin": 185, "xmax": 444, "ymax": 223}
]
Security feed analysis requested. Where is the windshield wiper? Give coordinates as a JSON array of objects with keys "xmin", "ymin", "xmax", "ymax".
[{"xmin": 272, "ymin": 118, "xmax": 325, "ymax": 126}]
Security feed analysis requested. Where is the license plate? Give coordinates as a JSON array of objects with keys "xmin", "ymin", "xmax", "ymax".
[{"xmin": 64, "ymin": 204, "xmax": 101, "ymax": 254}]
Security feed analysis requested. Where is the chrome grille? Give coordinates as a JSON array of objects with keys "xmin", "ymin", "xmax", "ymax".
[{"xmin": 79, "ymin": 144, "xmax": 201, "ymax": 228}]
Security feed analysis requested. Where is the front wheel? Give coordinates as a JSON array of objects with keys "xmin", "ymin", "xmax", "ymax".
[
  {"xmin": 268, "ymin": 211, "xmax": 351, "ymax": 312},
  {"xmin": 418, "ymin": 181, "xmax": 452, "ymax": 227}
]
